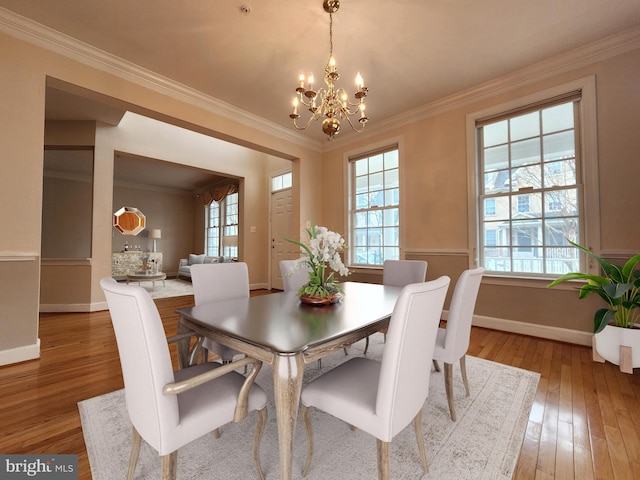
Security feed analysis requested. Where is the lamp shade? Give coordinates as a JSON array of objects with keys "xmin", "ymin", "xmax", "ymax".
[{"xmin": 148, "ymin": 229, "xmax": 162, "ymax": 239}]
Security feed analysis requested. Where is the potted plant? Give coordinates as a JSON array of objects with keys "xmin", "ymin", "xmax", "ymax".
[
  {"xmin": 547, "ymin": 240, "xmax": 640, "ymax": 373},
  {"xmin": 285, "ymin": 223, "xmax": 350, "ymax": 305}
]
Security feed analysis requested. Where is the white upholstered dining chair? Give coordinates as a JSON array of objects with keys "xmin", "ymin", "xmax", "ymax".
[
  {"xmin": 300, "ymin": 276, "xmax": 450, "ymax": 480},
  {"xmin": 432, "ymin": 267, "xmax": 484, "ymax": 421},
  {"xmin": 100, "ymin": 277, "xmax": 268, "ymax": 480},
  {"xmin": 279, "ymin": 259, "xmax": 311, "ymax": 294},
  {"xmin": 190, "ymin": 262, "xmax": 249, "ymax": 364},
  {"xmin": 363, "ymin": 259, "xmax": 428, "ymax": 354}
]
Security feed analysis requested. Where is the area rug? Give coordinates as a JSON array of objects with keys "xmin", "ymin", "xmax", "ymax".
[
  {"xmin": 79, "ymin": 335, "xmax": 539, "ymax": 480},
  {"xmin": 140, "ymin": 279, "xmax": 193, "ymax": 299}
]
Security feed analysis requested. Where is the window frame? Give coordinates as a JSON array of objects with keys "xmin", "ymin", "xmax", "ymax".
[
  {"xmin": 345, "ymin": 139, "xmax": 403, "ymax": 269},
  {"xmin": 466, "ymin": 76, "xmax": 600, "ymax": 280},
  {"xmin": 204, "ymin": 191, "xmax": 239, "ymax": 259}
]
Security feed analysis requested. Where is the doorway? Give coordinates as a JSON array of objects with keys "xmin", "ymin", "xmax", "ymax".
[{"xmin": 270, "ymin": 187, "xmax": 293, "ymax": 290}]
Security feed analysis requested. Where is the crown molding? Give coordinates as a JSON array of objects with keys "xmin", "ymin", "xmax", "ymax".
[
  {"xmin": 326, "ymin": 25, "xmax": 640, "ymax": 152},
  {"xmin": 0, "ymin": 7, "xmax": 322, "ymax": 153},
  {"xmin": 2, "ymin": 8, "xmax": 638, "ymax": 156}
]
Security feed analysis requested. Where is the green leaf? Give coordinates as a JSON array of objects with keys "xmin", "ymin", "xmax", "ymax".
[
  {"xmin": 621, "ymin": 254, "xmax": 640, "ymax": 280},
  {"xmin": 594, "ymin": 308, "xmax": 613, "ymax": 334},
  {"xmin": 601, "ymin": 282, "xmax": 631, "ymax": 300}
]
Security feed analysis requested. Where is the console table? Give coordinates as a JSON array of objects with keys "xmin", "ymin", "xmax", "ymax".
[{"xmin": 112, "ymin": 252, "xmax": 163, "ymax": 277}]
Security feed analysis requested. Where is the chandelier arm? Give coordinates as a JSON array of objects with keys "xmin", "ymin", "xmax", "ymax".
[{"xmin": 342, "ymin": 112, "xmax": 367, "ymax": 133}]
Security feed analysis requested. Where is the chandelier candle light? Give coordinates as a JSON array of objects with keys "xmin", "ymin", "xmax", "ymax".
[
  {"xmin": 290, "ymin": 0, "xmax": 369, "ymax": 140},
  {"xmin": 286, "ymin": 223, "xmax": 351, "ymax": 305}
]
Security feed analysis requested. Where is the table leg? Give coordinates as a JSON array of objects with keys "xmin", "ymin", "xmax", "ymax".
[
  {"xmin": 175, "ymin": 319, "xmax": 194, "ymax": 369},
  {"xmin": 272, "ymin": 353, "xmax": 305, "ymax": 480}
]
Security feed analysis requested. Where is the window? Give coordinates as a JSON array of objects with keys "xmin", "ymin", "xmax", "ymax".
[
  {"xmin": 348, "ymin": 146, "xmax": 399, "ymax": 266},
  {"xmin": 223, "ymin": 192, "xmax": 238, "ymax": 258},
  {"xmin": 205, "ymin": 192, "xmax": 239, "ymax": 258},
  {"xmin": 477, "ymin": 94, "xmax": 584, "ymax": 276},
  {"xmin": 272, "ymin": 172, "xmax": 292, "ymax": 191},
  {"xmin": 205, "ymin": 201, "xmax": 221, "ymax": 256}
]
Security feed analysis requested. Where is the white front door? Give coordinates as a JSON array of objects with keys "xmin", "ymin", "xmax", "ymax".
[{"xmin": 270, "ymin": 188, "xmax": 293, "ymax": 290}]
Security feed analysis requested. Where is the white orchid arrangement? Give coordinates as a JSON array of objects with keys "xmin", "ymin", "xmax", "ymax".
[{"xmin": 286, "ymin": 223, "xmax": 350, "ymax": 297}]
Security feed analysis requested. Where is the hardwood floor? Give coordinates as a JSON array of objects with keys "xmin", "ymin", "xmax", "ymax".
[{"xmin": 1, "ymin": 292, "xmax": 639, "ymax": 479}]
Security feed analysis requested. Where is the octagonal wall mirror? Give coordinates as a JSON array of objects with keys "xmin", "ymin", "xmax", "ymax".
[{"xmin": 113, "ymin": 207, "xmax": 146, "ymax": 235}]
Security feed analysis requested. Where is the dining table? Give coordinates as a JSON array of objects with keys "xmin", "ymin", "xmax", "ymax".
[{"xmin": 175, "ymin": 281, "xmax": 403, "ymax": 480}]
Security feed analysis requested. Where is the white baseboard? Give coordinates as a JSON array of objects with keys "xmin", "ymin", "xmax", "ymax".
[
  {"xmin": 40, "ymin": 302, "xmax": 108, "ymax": 313},
  {"xmin": 0, "ymin": 339, "xmax": 40, "ymax": 366},
  {"xmin": 451, "ymin": 312, "xmax": 593, "ymax": 346}
]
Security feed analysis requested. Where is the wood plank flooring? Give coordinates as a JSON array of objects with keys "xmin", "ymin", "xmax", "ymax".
[{"xmin": 1, "ymin": 292, "xmax": 639, "ymax": 479}]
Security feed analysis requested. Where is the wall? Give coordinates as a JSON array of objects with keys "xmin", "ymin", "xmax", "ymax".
[
  {"xmin": 322, "ymin": 45, "xmax": 640, "ymax": 344},
  {"xmin": 111, "ymin": 184, "xmax": 194, "ymax": 276},
  {"xmin": 0, "ymin": 30, "xmax": 322, "ymax": 365}
]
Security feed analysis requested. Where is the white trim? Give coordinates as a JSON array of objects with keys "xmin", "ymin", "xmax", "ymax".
[
  {"xmin": 0, "ymin": 7, "xmax": 321, "ymax": 153},
  {"xmin": 343, "ymin": 137, "xmax": 404, "ymax": 265},
  {"xmin": 442, "ymin": 311, "xmax": 592, "ymax": 347},
  {"xmin": 466, "ymin": 75, "xmax": 599, "ymax": 275},
  {"xmin": 405, "ymin": 248, "xmax": 469, "ymax": 257},
  {"xmin": 41, "ymin": 258, "xmax": 92, "ymax": 266},
  {"xmin": 0, "ymin": 254, "xmax": 39, "ymax": 261},
  {"xmin": 40, "ymin": 301, "xmax": 107, "ymax": 312},
  {"xmin": 0, "ymin": 339, "xmax": 40, "ymax": 366},
  {"xmin": 325, "ymin": 25, "xmax": 640, "ymax": 153}
]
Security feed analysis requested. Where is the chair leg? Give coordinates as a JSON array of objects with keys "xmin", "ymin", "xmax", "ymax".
[
  {"xmin": 460, "ymin": 355, "xmax": 470, "ymax": 397},
  {"xmin": 364, "ymin": 335, "xmax": 370, "ymax": 354},
  {"xmin": 316, "ymin": 358, "xmax": 322, "ymax": 369},
  {"xmin": 253, "ymin": 407, "xmax": 268, "ymax": 480},
  {"xmin": 301, "ymin": 404, "xmax": 314, "ymax": 477},
  {"xmin": 444, "ymin": 362, "xmax": 456, "ymax": 421},
  {"xmin": 432, "ymin": 359, "xmax": 441, "ymax": 372},
  {"xmin": 376, "ymin": 439, "xmax": 390, "ymax": 480},
  {"xmin": 413, "ymin": 410, "xmax": 429, "ymax": 474},
  {"xmin": 127, "ymin": 427, "xmax": 142, "ymax": 480},
  {"xmin": 160, "ymin": 451, "xmax": 177, "ymax": 480}
]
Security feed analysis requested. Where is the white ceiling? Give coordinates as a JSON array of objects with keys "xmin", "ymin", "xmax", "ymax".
[{"xmin": 2, "ymin": 0, "xmax": 640, "ymax": 145}]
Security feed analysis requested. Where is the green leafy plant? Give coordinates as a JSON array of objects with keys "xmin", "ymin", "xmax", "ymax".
[
  {"xmin": 285, "ymin": 222, "xmax": 350, "ymax": 297},
  {"xmin": 547, "ymin": 240, "xmax": 640, "ymax": 333}
]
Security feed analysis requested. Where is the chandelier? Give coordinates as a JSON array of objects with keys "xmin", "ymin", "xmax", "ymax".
[{"xmin": 289, "ymin": 0, "xmax": 369, "ymax": 140}]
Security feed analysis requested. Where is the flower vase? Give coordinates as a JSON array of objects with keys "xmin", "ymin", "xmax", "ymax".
[{"xmin": 299, "ymin": 292, "xmax": 343, "ymax": 306}]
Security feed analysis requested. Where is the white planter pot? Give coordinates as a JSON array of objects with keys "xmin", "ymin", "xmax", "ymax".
[{"xmin": 593, "ymin": 323, "xmax": 640, "ymax": 373}]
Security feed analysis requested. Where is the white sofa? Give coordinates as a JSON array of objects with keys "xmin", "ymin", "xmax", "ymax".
[{"xmin": 176, "ymin": 254, "xmax": 225, "ymax": 280}]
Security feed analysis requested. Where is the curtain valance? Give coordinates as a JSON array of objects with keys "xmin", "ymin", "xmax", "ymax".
[{"xmin": 198, "ymin": 183, "xmax": 239, "ymax": 206}]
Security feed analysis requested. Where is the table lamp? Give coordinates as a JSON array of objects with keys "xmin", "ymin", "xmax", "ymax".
[{"xmin": 148, "ymin": 229, "xmax": 161, "ymax": 252}]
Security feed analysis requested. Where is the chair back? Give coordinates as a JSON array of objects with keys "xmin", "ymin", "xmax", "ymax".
[
  {"xmin": 376, "ymin": 276, "xmax": 450, "ymax": 440},
  {"xmin": 382, "ymin": 260, "xmax": 427, "ymax": 287},
  {"xmin": 191, "ymin": 262, "xmax": 250, "ymax": 306},
  {"xmin": 443, "ymin": 267, "xmax": 484, "ymax": 360},
  {"xmin": 100, "ymin": 277, "xmax": 179, "ymax": 452},
  {"xmin": 279, "ymin": 259, "xmax": 311, "ymax": 293}
]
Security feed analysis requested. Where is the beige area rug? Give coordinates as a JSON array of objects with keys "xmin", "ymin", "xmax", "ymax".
[
  {"xmin": 78, "ymin": 335, "xmax": 539, "ymax": 480},
  {"xmin": 131, "ymin": 278, "xmax": 194, "ymax": 299}
]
